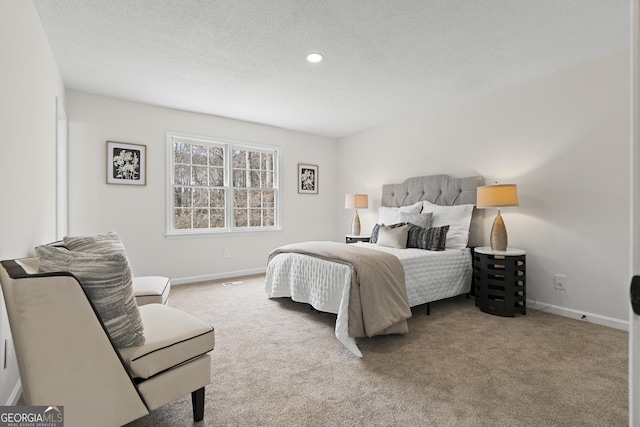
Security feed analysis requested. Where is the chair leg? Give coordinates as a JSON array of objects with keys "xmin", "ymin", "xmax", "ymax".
[{"xmin": 192, "ymin": 387, "xmax": 205, "ymax": 422}]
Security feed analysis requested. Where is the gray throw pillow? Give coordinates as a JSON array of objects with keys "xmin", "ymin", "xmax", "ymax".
[
  {"xmin": 37, "ymin": 245, "xmax": 145, "ymax": 347},
  {"xmin": 64, "ymin": 231, "xmax": 127, "ymax": 257},
  {"xmin": 376, "ymin": 224, "xmax": 409, "ymax": 249},
  {"xmin": 407, "ymin": 224, "xmax": 450, "ymax": 251},
  {"xmin": 64, "ymin": 230, "xmax": 135, "ymax": 275}
]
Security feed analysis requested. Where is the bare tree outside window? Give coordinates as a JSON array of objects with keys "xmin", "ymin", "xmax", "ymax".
[{"xmin": 167, "ymin": 132, "xmax": 279, "ymax": 234}]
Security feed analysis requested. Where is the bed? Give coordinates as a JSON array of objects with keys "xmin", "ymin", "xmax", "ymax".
[{"xmin": 265, "ymin": 174, "xmax": 484, "ymax": 356}]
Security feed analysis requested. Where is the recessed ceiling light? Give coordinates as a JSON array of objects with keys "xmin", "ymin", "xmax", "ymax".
[{"xmin": 306, "ymin": 53, "xmax": 323, "ymax": 63}]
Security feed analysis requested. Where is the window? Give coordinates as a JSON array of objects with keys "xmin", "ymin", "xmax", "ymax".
[{"xmin": 166, "ymin": 131, "xmax": 279, "ymax": 235}]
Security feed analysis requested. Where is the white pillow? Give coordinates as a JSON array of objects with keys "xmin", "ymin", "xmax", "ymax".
[
  {"xmin": 421, "ymin": 200, "xmax": 474, "ymax": 249},
  {"xmin": 378, "ymin": 201, "xmax": 422, "ymax": 225}
]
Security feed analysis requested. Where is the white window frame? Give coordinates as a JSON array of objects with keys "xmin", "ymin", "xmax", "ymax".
[{"xmin": 165, "ymin": 131, "xmax": 281, "ymax": 237}]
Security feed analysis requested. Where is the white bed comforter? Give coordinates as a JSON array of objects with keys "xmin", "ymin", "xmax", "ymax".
[{"xmin": 265, "ymin": 243, "xmax": 472, "ymax": 357}]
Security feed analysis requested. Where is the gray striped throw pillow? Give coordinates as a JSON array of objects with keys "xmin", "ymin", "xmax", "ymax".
[{"xmin": 37, "ymin": 245, "xmax": 145, "ymax": 347}]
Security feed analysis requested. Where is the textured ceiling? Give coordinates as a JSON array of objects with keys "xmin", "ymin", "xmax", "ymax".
[{"xmin": 33, "ymin": 0, "xmax": 629, "ymax": 138}]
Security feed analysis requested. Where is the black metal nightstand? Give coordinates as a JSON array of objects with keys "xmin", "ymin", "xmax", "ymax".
[
  {"xmin": 474, "ymin": 247, "xmax": 526, "ymax": 316},
  {"xmin": 345, "ymin": 235, "xmax": 371, "ymax": 244}
]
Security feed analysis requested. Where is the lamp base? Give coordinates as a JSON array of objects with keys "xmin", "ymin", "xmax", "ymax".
[
  {"xmin": 351, "ymin": 211, "xmax": 361, "ymax": 236},
  {"xmin": 490, "ymin": 211, "xmax": 508, "ymax": 251}
]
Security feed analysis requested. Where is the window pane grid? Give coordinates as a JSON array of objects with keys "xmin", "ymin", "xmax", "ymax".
[
  {"xmin": 172, "ymin": 140, "xmax": 227, "ymax": 230},
  {"xmin": 232, "ymin": 189, "xmax": 277, "ymax": 228},
  {"xmin": 230, "ymin": 147, "xmax": 277, "ymax": 229},
  {"xmin": 169, "ymin": 134, "xmax": 278, "ymax": 233},
  {"xmin": 173, "ymin": 186, "xmax": 227, "ymax": 229}
]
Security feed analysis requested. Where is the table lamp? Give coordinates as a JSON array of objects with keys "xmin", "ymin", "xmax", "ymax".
[
  {"xmin": 476, "ymin": 184, "xmax": 519, "ymax": 251},
  {"xmin": 345, "ymin": 193, "xmax": 368, "ymax": 236}
]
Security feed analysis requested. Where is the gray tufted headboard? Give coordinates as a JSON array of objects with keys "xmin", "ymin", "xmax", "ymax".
[{"xmin": 381, "ymin": 174, "xmax": 485, "ymax": 247}]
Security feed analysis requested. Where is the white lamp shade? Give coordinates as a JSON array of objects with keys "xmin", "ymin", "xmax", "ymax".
[
  {"xmin": 476, "ymin": 184, "xmax": 519, "ymax": 208},
  {"xmin": 345, "ymin": 194, "xmax": 369, "ymax": 209}
]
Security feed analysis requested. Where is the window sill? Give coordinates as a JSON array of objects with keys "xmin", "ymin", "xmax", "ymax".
[{"xmin": 165, "ymin": 228, "xmax": 283, "ymax": 239}]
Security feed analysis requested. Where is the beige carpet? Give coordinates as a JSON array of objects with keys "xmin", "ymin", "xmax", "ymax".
[{"xmin": 126, "ymin": 274, "xmax": 627, "ymax": 427}]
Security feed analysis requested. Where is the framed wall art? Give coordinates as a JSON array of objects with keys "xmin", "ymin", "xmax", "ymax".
[
  {"xmin": 298, "ymin": 163, "xmax": 318, "ymax": 194},
  {"xmin": 107, "ymin": 141, "xmax": 146, "ymax": 186}
]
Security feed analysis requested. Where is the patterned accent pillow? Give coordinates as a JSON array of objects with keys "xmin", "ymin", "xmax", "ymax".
[
  {"xmin": 377, "ymin": 201, "xmax": 422, "ymax": 225},
  {"xmin": 407, "ymin": 224, "xmax": 450, "ymax": 251},
  {"xmin": 36, "ymin": 245, "xmax": 145, "ymax": 347},
  {"xmin": 377, "ymin": 224, "xmax": 409, "ymax": 249},
  {"xmin": 64, "ymin": 231, "xmax": 135, "ymax": 274},
  {"xmin": 370, "ymin": 222, "xmax": 407, "ymax": 244},
  {"xmin": 399, "ymin": 212, "xmax": 433, "ymax": 229},
  {"xmin": 64, "ymin": 231, "xmax": 127, "ymax": 258}
]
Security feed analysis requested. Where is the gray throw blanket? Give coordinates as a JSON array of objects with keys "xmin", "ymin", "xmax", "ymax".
[{"xmin": 268, "ymin": 241, "xmax": 411, "ymax": 337}]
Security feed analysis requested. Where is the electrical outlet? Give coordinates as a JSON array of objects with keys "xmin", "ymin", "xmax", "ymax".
[
  {"xmin": 223, "ymin": 249, "xmax": 231, "ymax": 259},
  {"xmin": 554, "ymin": 274, "xmax": 567, "ymax": 291}
]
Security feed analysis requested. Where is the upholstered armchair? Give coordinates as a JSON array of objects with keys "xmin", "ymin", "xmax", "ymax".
[{"xmin": 0, "ymin": 257, "xmax": 215, "ymax": 427}]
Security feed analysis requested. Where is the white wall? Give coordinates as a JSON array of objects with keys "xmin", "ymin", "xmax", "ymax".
[
  {"xmin": 0, "ymin": 0, "xmax": 628, "ymax": 405},
  {"xmin": 0, "ymin": 0, "xmax": 66, "ymax": 404},
  {"xmin": 338, "ymin": 51, "xmax": 630, "ymax": 327},
  {"xmin": 66, "ymin": 91, "xmax": 338, "ymax": 281}
]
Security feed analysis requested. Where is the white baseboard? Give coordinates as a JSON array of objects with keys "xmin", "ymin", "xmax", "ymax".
[
  {"xmin": 171, "ymin": 267, "xmax": 267, "ymax": 286},
  {"xmin": 528, "ymin": 301, "xmax": 629, "ymax": 331}
]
